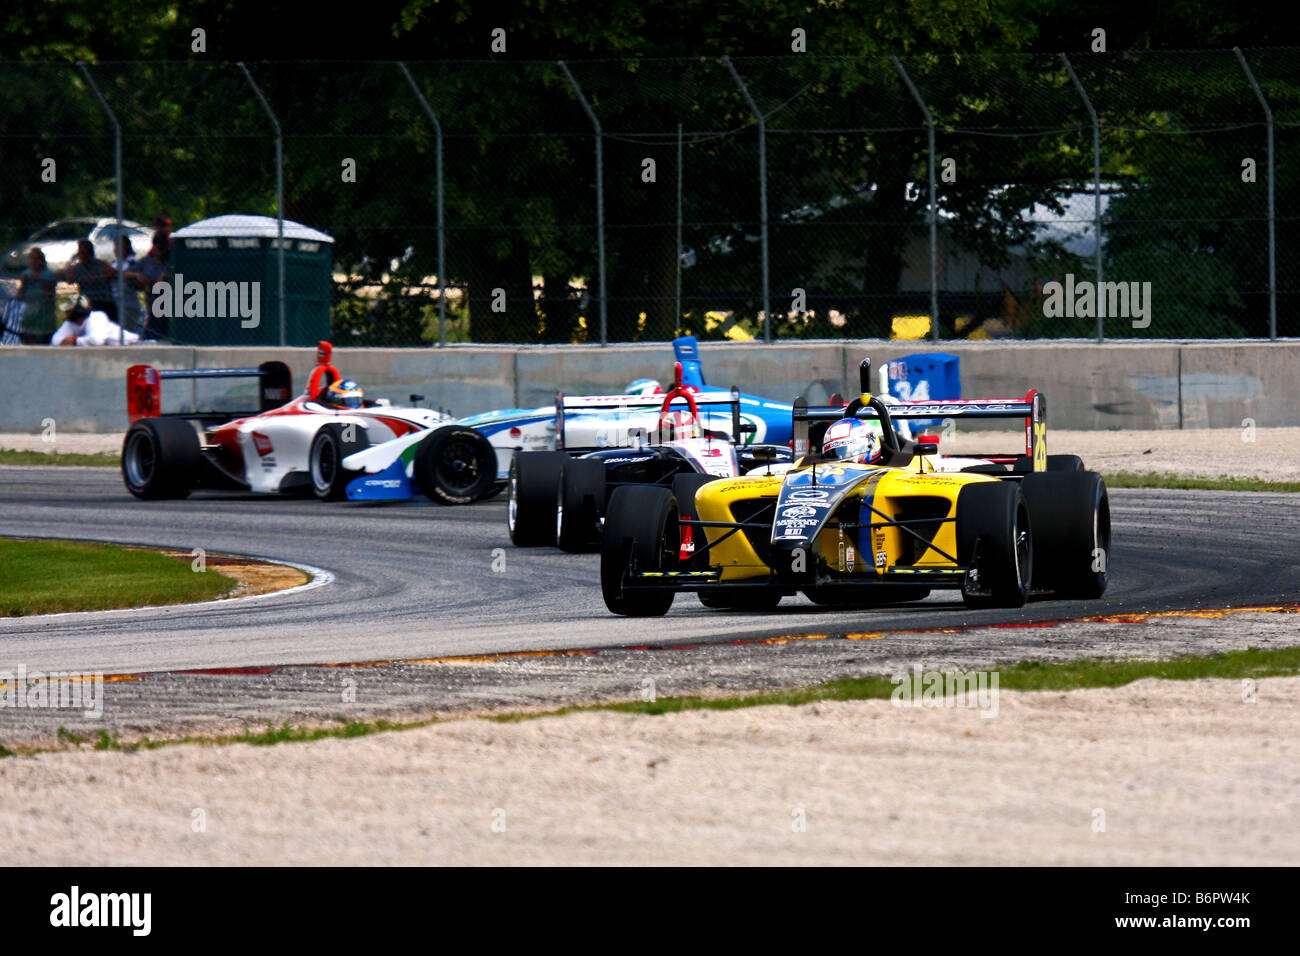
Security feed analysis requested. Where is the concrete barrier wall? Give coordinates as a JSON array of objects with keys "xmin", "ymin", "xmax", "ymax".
[{"xmin": 1, "ymin": 340, "xmax": 1296, "ymax": 434}]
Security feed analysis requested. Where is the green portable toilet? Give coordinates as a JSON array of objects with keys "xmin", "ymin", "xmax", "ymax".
[{"xmin": 168, "ymin": 214, "xmax": 334, "ymax": 346}]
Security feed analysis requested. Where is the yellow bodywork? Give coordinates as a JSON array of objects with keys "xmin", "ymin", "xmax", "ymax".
[{"xmin": 692, "ymin": 462, "xmax": 999, "ymax": 582}]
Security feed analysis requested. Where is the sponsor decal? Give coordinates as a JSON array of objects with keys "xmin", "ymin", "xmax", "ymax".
[
  {"xmin": 252, "ymin": 432, "xmax": 273, "ymax": 456},
  {"xmin": 366, "ymin": 479, "xmax": 403, "ymax": 489},
  {"xmin": 845, "ymin": 546, "xmax": 855, "ymax": 571},
  {"xmin": 787, "ymin": 489, "xmax": 830, "ymax": 501},
  {"xmin": 876, "ymin": 550, "xmax": 888, "ymax": 568},
  {"xmin": 781, "ymin": 505, "xmax": 818, "ymax": 519}
]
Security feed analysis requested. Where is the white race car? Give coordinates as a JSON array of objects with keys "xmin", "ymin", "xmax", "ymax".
[{"xmin": 121, "ymin": 344, "xmax": 499, "ymax": 504}]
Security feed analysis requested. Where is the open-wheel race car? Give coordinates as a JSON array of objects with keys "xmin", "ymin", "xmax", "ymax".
[
  {"xmin": 121, "ymin": 342, "xmax": 499, "ymax": 503},
  {"xmin": 508, "ymin": 363, "xmax": 794, "ymax": 551},
  {"xmin": 599, "ymin": 357, "xmax": 1111, "ymax": 615}
]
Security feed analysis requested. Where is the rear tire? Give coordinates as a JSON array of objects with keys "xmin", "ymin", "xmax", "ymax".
[
  {"xmin": 556, "ymin": 458, "xmax": 606, "ymax": 553},
  {"xmin": 1020, "ymin": 472, "xmax": 1110, "ymax": 599},
  {"xmin": 600, "ymin": 486, "xmax": 677, "ymax": 617},
  {"xmin": 507, "ymin": 451, "xmax": 567, "ymax": 546},
  {"xmin": 1013, "ymin": 454, "xmax": 1085, "ymax": 473},
  {"xmin": 956, "ymin": 481, "xmax": 1032, "ymax": 608},
  {"xmin": 309, "ymin": 423, "xmax": 370, "ymax": 501},
  {"xmin": 415, "ymin": 425, "xmax": 496, "ymax": 505},
  {"xmin": 121, "ymin": 418, "xmax": 201, "ymax": 500}
]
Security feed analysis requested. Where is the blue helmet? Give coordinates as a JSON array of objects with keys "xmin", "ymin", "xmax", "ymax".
[{"xmin": 326, "ymin": 379, "xmax": 364, "ymax": 409}]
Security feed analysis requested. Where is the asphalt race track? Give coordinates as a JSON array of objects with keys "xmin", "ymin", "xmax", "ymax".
[{"xmin": 2, "ymin": 464, "xmax": 1297, "ymax": 676}]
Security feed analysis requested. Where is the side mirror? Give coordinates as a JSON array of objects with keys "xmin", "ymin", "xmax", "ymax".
[
  {"xmin": 915, "ymin": 442, "xmax": 939, "ymax": 456},
  {"xmin": 738, "ymin": 421, "xmax": 757, "ymax": 434},
  {"xmin": 749, "ymin": 446, "xmax": 778, "ymax": 461},
  {"xmin": 409, "ymin": 394, "xmax": 426, "ymax": 405}
]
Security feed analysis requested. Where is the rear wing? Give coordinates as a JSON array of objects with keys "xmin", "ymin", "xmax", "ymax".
[
  {"xmin": 555, "ymin": 387, "xmax": 743, "ymax": 451},
  {"xmin": 792, "ymin": 357, "xmax": 1047, "ymax": 470},
  {"xmin": 127, "ymin": 361, "xmax": 293, "ymax": 424}
]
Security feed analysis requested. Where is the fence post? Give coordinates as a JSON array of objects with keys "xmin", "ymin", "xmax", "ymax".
[
  {"xmin": 77, "ymin": 63, "xmax": 125, "ymax": 345},
  {"xmin": 676, "ymin": 122, "xmax": 683, "ymax": 331},
  {"xmin": 1235, "ymin": 48, "xmax": 1277, "ymax": 341},
  {"xmin": 558, "ymin": 62, "xmax": 607, "ymax": 346},
  {"xmin": 722, "ymin": 57, "xmax": 771, "ymax": 343},
  {"xmin": 237, "ymin": 63, "xmax": 286, "ymax": 347},
  {"xmin": 1061, "ymin": 53, "xmax": 1104, "ymax": 343},
  {"xmin": 893, "ymin": 57, "xmax": 939, "ymax": 342},
  {"xmin": 399, "ymin": 62, "xmax": 448, "ymax": 347}
]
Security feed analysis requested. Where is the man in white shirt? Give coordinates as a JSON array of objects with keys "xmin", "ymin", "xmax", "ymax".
[{"xmin": 50, "ymin": 295, "xmax": 140, "ymax": 346}]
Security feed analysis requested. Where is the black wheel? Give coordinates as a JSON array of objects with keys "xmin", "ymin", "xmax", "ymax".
[
  {"xmin": 121, "ymin": 418, "xmax": 201, "ymax": 500},
  {"xmin": 956, "ymin": 481, "xmax": 1032, "ymax": 609},
  {"xmin": 414, "ymin": 425, "xmax": 497, "ymax": 505},
  {"xmin": 600, "ymin": 486, "xmax": 677, "ymax": 617},
  {"xmin": 671, "ymin": 472, "xmax": 718, "ymax": 570},
  {"xmin": 698, "ymin": 590, "xmax": 783, "ymax": 610},
  {"xmin": 507, "ymin": 451, "xmax": 568, "ymax": 546},
  {"xmin": 309, "ymin": 423, "xmax": 370, "ymax": 501},
  {"xmin": 1013, "ymin": 454, "xmax": 1085, "ymax": 473},
  {"xmin": 556, "ymin": 458, "xmax": 606, "ymax": 553},
  {"xmin": 1020, "ymin": 472, "xmax": 1110, "ymax": 599}
]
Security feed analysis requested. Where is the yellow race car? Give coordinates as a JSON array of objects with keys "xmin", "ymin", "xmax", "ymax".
[{"xmin": 600, "ymin": 358, "xmax": 1110, "ymax": 615}]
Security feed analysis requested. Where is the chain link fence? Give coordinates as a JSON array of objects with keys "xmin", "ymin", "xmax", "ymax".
[{"xmin": 1, "ymin": 51, "xmax": 1296, "ymax": 346}]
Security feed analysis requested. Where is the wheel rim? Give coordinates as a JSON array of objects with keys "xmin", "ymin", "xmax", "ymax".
[
  {"xmin": 437, "ymin": 439, "xmax": 481, "ymax": 494},
  {"xmin": 556, "ymin": 500, "xmax": 564, "ymax": 542},
  {"xmin": 124, "ymin": 431, "xmax": 156, "ymax": 488},
  {"xmin": 312, "ymin": 436, "xmax": 337, "ymax": 491},
  {"xmin": 507, "ymin": 472, "xmax": 518, "ymax": 531}
]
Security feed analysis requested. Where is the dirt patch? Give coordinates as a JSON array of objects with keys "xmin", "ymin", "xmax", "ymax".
[
  {"xmin": 944, "ymin": 427, "xmax": 1300, "ymax": 482},
  {"xmin": 151, "ymin": 550, "xmax": 310, "ymax": 598},
  {"xmin": 2, "ymin": 675, "xmax": 1295, "ymax": 865}
]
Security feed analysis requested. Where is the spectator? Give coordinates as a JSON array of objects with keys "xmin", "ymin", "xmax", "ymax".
[
  {"xmin": 126, "ymin": 233, "xmax": 171, "ymax": 340},
  {"xmin": 16, "ymin": 248, "xmax": 58, "ymax": 344},
  {"xmin": 50, "ymin": 294, "xmax": 139, "ymax": 346},
  {"xmin": 153, "ymin": 215, "xmax": 173, "ymax": 257},
  {"xmin": 110, "ymin": 234, "xmax": 144, "ymax": 331},
  {"xmin": 57, "ymin": 239, "xmax": 117, "ymax": 322}
]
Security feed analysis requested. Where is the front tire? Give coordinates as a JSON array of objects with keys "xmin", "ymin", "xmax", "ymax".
[
  {"xmin": 956, "ymin": 481, "xmax": 1032, "ymax": 609},
  {"xmin": 309, "ymin": 423, "xmax": 370, "ymax": 501},
  {"xmin": 414, "ymin": 425, "xmax": 497, "ymax": 505},
  {"xmin": 507, "ymin": 451, "xmax": 567, "ymax": 546},
  {"xmin": 600, "ymin": 486, "xmax": 677, "ymax": 617},
  {"xmin": 121, "ymin": 418, "xmax": 201, "ymax": 500},
  {"xmin": 1020, "ymin": 472, "xmax": 1110, "ymax": 599}
]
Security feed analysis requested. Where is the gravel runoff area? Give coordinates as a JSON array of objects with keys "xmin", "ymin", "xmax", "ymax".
[
  {"xmin": 6, "ymin": 427, "xmax": 1299, "ymax": 481},
  {"xmin": 3, "ymin": 673, "xmax": 1297, "ymax": 865}
]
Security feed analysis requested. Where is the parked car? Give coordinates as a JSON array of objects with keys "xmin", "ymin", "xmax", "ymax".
[{"xmin": 2, "ymin": 217, "xmax": 152, "ymax": 273}]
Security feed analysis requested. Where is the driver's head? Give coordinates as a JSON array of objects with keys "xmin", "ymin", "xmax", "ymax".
[
  {"xmin": 822, "ymin": 417, "xmax": 881, "ymax": 464},
  {"xmin": 326, "ymin": 379, "xmax": 364, "ymax": 409}
]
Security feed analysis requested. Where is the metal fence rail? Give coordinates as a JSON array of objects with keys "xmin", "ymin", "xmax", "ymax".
[{"xmin": 0, "ymin": 51, "xmax": 1296, "ymax": 346}]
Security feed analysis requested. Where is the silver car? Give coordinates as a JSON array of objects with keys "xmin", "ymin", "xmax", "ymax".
[{"xmin": 2, "ymin": 217, "xmax": 152, "ymax": 273}]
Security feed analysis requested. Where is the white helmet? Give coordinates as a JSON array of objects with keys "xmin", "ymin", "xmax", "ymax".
[{"xmin": 822, "ymin": 418, "xmax": 881, "ymax": 464}]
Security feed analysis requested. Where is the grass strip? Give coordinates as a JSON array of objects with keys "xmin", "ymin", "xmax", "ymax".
[
  {"xmin": 0, "ymin": 449, "xmax": 117, "ymax": 466},
  {"xmin": 4, "ymin": 644, "xmax": 1297, "ymax": 757},
  {"xmin": 1102, "ymin": 471, "xmax": 1300, "ymax": 493},
  {"xmin": 0, "ymin": 538, "xmax": 237, "ymax": 615}
]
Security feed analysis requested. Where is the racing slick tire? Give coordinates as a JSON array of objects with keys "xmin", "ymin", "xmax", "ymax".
[
  {"xmin": 310, "ymin": 423, "xmax": 370, "ymax": 501},
  {"xmin": 556, "ymin": 459, "xmax": 607, "ymax": 553},
  {"xmin": 601, "ymin": 486, "xmax": 677, "ymax": 617},
  {"xmin": 415, "ymin": 425, "xmax": 497, "ymax": 505},
  {"xmin": 122, "ymin": 418, "xmax": 201, "ymax": 500},
  {"xmin": 1013, "ymin": 454, "xmax": 1085, "ymax": 473},
  {"xmin": 1019, "ymin": 472, "xmax": 1110, "ymax": 599},
  {"xmin": 508, "ymin": 451, "xmax": 568, "ymax": 546},
  {"xmin": 956, "ymin": 482, "xmax": 1032, "ymax": 609}
]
